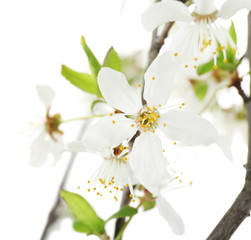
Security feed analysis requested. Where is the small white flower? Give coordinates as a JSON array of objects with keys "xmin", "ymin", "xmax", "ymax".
[
  {"xmin": 67, "ymin": 141, "xmax": 136, "ymax": 201},
  {"xmin": 82, "ymin": 52, "xmax": 228, "ymax": 191},
  {"xmin": 142, "ymin": 0, "xmax": 251, "ymax": 66},
  {"xmin": 29, "ymin": 85, "xmax": 64, "ymax": 167}
]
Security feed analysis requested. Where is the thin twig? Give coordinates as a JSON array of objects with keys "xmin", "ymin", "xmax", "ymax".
[
  {"xmin": 206, "ymin": 13, "xmax": 251, "ymax": 240},
  {"xmin": 40, "ymin": 121, "xmax": 91, "ymax": 240}
]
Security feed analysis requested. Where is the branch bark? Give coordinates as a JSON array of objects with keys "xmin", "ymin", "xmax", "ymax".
[
  {"xmin": 206, "ymin": 12, "xmax": 251, "ymax": 240},
  {"xmin": 40, "ymin": 121, "xmax": 91, "ymax": 240}
]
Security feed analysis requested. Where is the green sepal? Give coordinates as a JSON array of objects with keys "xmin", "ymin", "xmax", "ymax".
[
  {"xmin": 105, "ymin": 206, "xmax": 138, "ymax": 223},
  {"xmin": 190, "ymin": 79, "xmax": 208, "ymax": 101},
  {"xmin": 229, "ymin": 21, "xmax": 237, "ymax": 45},
  {"xmin": 91, "ymin": 99, "xmax": 106, "ymax": 111},
  {"xmin": 197, "ymin": 60, "xmax": 214, "ymax": 75},
  {"xmin": 103, "ymin": 47, "xmax": 121, "ymax": 71},
  {"xmin": 80, "ymin": 36, "xmax": 101, "ymax": 79},
  {"xmin": 61, "ymin": 65, "xmax": 97, "ymax": 94},
  {"xmin": 60, "ymin": 190, "xmax": 105, "ymax": 235},
  {"xmin": 142, "ymin": 199, "xmax": 156, "ymax": 211}
]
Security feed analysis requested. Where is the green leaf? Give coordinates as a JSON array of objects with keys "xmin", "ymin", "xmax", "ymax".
[
  {"xmin": 103, "ymin": 47, "xmax": 121, "ymax": 71},
  {"xmin": 106, "ymin": 206, "xmax": 138, "ymax": 223},
  {"xmin": 73, "ymin": 221, "xmax": 93, "ymax": 235},
  {"xmin": 190, "ymin": 80, "xmax": 208, "ymax": 101},
  {"xmin": 142, "ymin": 199, "xmax": 156, "ymax": 212},
  {"xmin": 197, "ymin": 60, "xmax": 214, "ymax": 75},
  {"xmin": 60, "ymin": 190, "xmax": 105, "ymax": 235},
  {"xmin": 81, "ymin": 36, "xmax": 101, "ymax": 79},
  {"xmin": 61, "ymin": 65, "xmax": 97, "ymax": 94},
  {"xmin": 229, "ymin": 21, "xmax": 237, "ymax": 45}
]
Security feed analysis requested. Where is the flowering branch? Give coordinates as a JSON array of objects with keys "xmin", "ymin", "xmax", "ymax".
[{"xmin": 206, "ymin": 13, "xmax": 251, "ymax": 240}]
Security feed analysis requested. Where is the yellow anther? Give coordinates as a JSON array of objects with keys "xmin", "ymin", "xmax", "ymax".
[
  {"xmin": 138, "ymin": 117, "xmax": 143, "ymax": 121},
  {"xmin": 87, "ymin": 180, "xmax": 90, "ymax": 184},
  {"xmin": 120, "ymin": 188, "xmax": 123, "ymax": 191},
  {"xmin": 194, "ymin": 57, "xmax": 198, "ymax": 61},
  {"xmin": 179, "ymin": 106, "xmax": 182, "ymax": 109},
  {"xmin": 213, "ymin": 51, "xmax": 217, "ymax": 55},
  {"xmin": 143, "ymin": 116, "xmax": 147, "ymax": 119},
  {"xmin": 189, "ymin": 181, "xmax": 193, "ymax": 186},
  {"xmin": 111, "ymin": 181, "xmax": 114, "ymax": 184},
  {"xmin": 174, "ymin": 53, "xmax": 178, "ymax": 56},
  {"xmin": 129, "ymin": 194, "xmax": 133, "ymax": 198},
  {"xmin": 222, "ymin": 46, "xmax": 225, "ymax": 50},
  {"xmin": 157, "ymin": 115, "xmax": 160, "ymax": 118},
  {"xmin": 97, "ymin": 192, "xmax": 100, "ymax": 195},
  {"xmin": 78, "ymin": 186, "xmax": 80, "ymax": 189},
  {"xmin": 112, "ymin": 177, "xmax": 114, "ymax": 180},
  {"xmin": 153, "ymin": 107, "xmax": 156, "ymax": 110},
  {"xmin": 112, "ymin": 120, "xmax": 115, "ymax": 124},
  {"xmin": 232, "ymin": 49, "xmax": 236, "ymax": 53},
  {"xmin": 131, "ymin": 124, "xmax": 135, "ymax": 127},
  {"xmin": 87, "ymin": 189, "xmax": 90, "ymax": 192},
  {"xmin": 138, "ymin": 84, "xmax": 141, "ymax": 88},
  {"xmin": 146, "ymin": 107, "xmax": 150, "ymax": 111},
  {"xmin": 126, "ymin": 147, "xmax": 129, "ymax": 150},
  {"xmin": 152, "ymin": 130, "xmax": 155, "ymax": 133},
  {"xmin": 114, "ymin": 196, "xmax": 118, "ymax": 201},
  {"xmin": 124, "ymin": 157, "xmax": 128, "ymax": 161},
  {"xmin": 213, "ymin": 65, "xmax": 218, "ymax": 69},
  {"xmin": 216, "ymin": 47, "xmax": 220, "ymax": 51},
  {"xmin": 162, "ymin": 150, "xmax": 165, "ymax": 152},
  {"xmin": 179, "ymin": 180, "xmax": 183, "ymax": 183},
  {"xmin": 163, "ymin": 123, "xmax": 166, "ymax": 127},
  {"xmin": 194, "ymin": 65, "xmax": 197, "ymax": 69},
  {"xmin": 109, "ymin": 113, "xmax": 113, "ymax": 116},
  {"xmin": 152, "ymin": 76, "xmax": 155, "ymax": 80},
  {"xmin": 100, "ymin": 194, "xmax": 102, "ymax": 197},
  {"xmin": 104, "ymin": 185, "xmax": 107, "ymax": 189},
  {"xmin": 109, "ymin": 191, "xmax": 112, "ymax": 193},
  {"xmin": 158, "ymin": 104, "xmax": 162, "ymax": 107},
  {"xmin": 223, "ymin": 59, "xmax": 228, "ymax": 63},
  {"xmin": 93, "ymin": 187, "xmax": 96, "ymax": 191},
  {"xmin": 185, "ymin": 65, "xmax": 188, "ymax": 68},
  {"xmin": 175, "ymin": 176, "xmax": 179, "ymax": 179},
  {"xmin": 140, "ymin": 124, "xmax": 145, "ymax": 128},
  {"xmin": 125, "ymin": 184, "xmax": 129, "ymax": 187},
  {"xmin": 119, "ymin": 146, "xmax": 124, "ymax": 151},
  {"xmin": 132, "ymin": 199, "xmax": 136, "ymax": 202},
  {"xmin": 108, "ymin": 182, "xmax": 111, "ymax": 185},
  {"xmin": 174, "ymin": 142, "xmax": 177, "ymax": 145},
  {"xmin": 182, "ymin": 103, "xmax": 185, "ymax": 106}
]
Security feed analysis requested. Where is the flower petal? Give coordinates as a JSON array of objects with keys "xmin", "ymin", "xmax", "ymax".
[
  {"xmin": 98, "ymin": 67, "xmax": 142, "ymax": 114},
  {"xmin": 142, "ymin": 0, "xmax": 193, "ymax": 31},
  {"xmin": 219, "ymin": 0, "xmax": 251, "ymax": 20},
  {"xmin": 194, "ymin": 0, "xmax": 217, "ymax": 15},
  {"xmin": 82, "ymin": 115, "xmax": 137, "ymax": 152},
  {"xmin": 159, "ymin": 110, "xmax": 218, "ymax": 146},
  {"xmin": 216, "ymin": 137, "xmax": 233, "ymax": 161},
  {"xmin": 36, "ymin": 85, "xmax": 55, "ymax": 109},
  {"xmin": 144, "ymin": 52, "xmax": 179, "ymax": 107},
  {"xmin": 29, "ymin": 130, "xmax": 50, "ymax": 167},
  {"xmin": 66, "ymin": 141, "xmax": 85, "ymax": 152},
  {"xmin": 157, "ymin": 195, "xmax": 185, "ymax": 235},
  {"xmin": 129, "ymin": 132, "xmax": 167, "ymax": 189},
  {"xmin": 50, "ymin": 133, "xmax": 64, "ymax": 164}
]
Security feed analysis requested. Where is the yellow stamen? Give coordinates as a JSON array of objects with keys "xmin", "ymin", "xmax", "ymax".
[
  {"xmin": 138, "ymin": 84, "xmax": 141, "ymax": 88},
  {"xmin": 112, "ymin": 120, "xmax": 115, "ymax": 124}
]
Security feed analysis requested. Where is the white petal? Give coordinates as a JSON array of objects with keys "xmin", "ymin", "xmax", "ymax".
[
  {"xmin": 219, "ymin": 0, "xmax": 251, "ymax": 20},
  {"xmin": 50, "ymin": 133, "xmax": 64, "ymax": 164},
  {"xmin": 129, "ymin": 132, "xmax": 167, "ymax": 189},
  {"xmin": 82, "ymin": 115, "xmax": 137, "ymax": 152},
  {"xmin": 66, "ymin": 141, "xmax": 86, "ymax": 152},
  {"xmin": 98, "ymin": 67, "xmax": 142, "ymax": 114},
  {"xmin": 216, "ymin": 137, "xmax": 233, "ymax": 161},
  {"xmin": 36, "ymin": 85, "xmax": 55, "ymax": 109},
  {"xmin": 144, "ymin": 52, "xmax": 179, "ymax": 107},
  {"xmin": 157, "ymin": 195, "xmax": 185, "ymax": 235},
  {"xmin": 29, "ymin": 130, "xmax": 50, "ymax": 167},
  {"xmin": 194, "ymin": 0, "xmax": 217, "ymax": 15},
  {"xmin": 142, "ymin": 0, "xmax": 193, "ymax": 31},
  {"xmin": 159, "ymin": 110, "xmax": 218, "ymax": 146}
]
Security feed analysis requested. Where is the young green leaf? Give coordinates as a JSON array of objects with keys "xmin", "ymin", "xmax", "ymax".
[
  {"xmin": 105, "ymin": 206, "xmax": 138, "ymax": 223},
  {"xmin": 229, "ymin": 21, "xmax": 237, "ymax": 45},
  {"xmin": 103, "ymin": 47, "xmax": 121, "ymax": 71},
  {"xmin": 197, "ymin": 60, "xmax": 214, "ymax": 75},
  {"xmin": 73, "ymin": 221, "xmax": 93, "ymax": 235},
  {"xmin": 60, "ymin": 190, "xmax": 105, "ymax": 235},
  {"xmin": 142, "ymin": 199, "xmax": 156, "ymax": 211},
  {"xmin": 61, "ymin": 65, "xmax": 97, "ymax": 94},
  {"xmin": 190, "ymin": 79, "xmax": 208, "ymax": 101},
  {"xmin": 81, "ymin": 36, "xmax": 101, "ymax": 79}
]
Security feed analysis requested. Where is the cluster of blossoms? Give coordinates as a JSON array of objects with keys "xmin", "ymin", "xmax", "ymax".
[{"xmin": 29, "ymin": 0, "xmax": 251, "ymax": 236}]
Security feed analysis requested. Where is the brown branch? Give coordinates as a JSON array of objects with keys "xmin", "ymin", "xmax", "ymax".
[
  {"xmin": 206, "ymin": 13, "xmax": 251, "ymax": 240},
  {"xmin": 40, "ymin": 121, "xmax": 91, "ymax": 240}
]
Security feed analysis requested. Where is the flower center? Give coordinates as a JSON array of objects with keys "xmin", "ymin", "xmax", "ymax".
[{"xmin": 137, "ymin": 106, "xmax": 160, "ymax": 133}]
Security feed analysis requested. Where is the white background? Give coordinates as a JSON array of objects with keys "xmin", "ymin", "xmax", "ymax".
[{"xmin": 1, "ymin": 0, "xmax": 251, "ymax": 239}]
